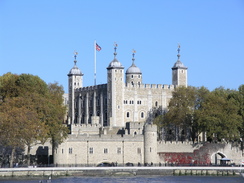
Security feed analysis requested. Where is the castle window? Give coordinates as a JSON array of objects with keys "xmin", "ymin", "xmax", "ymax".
[
  {"xmin": 89, "ymin": 147, "xmax": 93, "ymax": 154},
  {"xmin": 118, "ymin": 105, "xmax": 120, "ymax": 109},
  {"xmin": 137, "ymin": 148, "xmax": 141, "ymax": 154},
  {"xmin": 115, "ymin": 70, "xmax": 117, "ymax": 72},
  {"xmin": 69, "ymin": 148, "xmax": 72, "ymax": 154},
  {"xmin": 104, "ymin": 148, "xmax": 108, "ymax": 154},
  {"xmin": 62, "ymin": 149, "xmax": 64, "ymax": 154},
  {"xmin": 155, "ymin": 101, "xmax": 158, "ymax": 107},
  {"xmin": 141, "ymin": 112, "xmax": 144, "ymax": 118},
  {"xmin": 132, "ymin": 101, "xmax": 134, "ymax": 104},
  {"xmin": 131, "ymin": 75, "xmax": 133, "ymax": 78},
  {"xmin": 150, "ymin": 147, "xmax": 152, "ymax": 152},
  {"xmin": 117, "ymin": 147, "xmax": 121, "ymax": 154},
  {"xmin": 138, "ymin": 75, "xmax": 141, "ymax": 78},
  {"xmin": 127, "ymin": 112, "xmax": 130, "ymax": 118}
]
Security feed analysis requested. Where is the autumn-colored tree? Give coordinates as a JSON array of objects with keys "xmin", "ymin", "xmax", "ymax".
[
  {"xmin": 0, "ymin": 97, "xmax": 47, "ymax": 167},
  {"xmin": 0, "ymin": 73, "xmax": 68, "ymax": 166}
]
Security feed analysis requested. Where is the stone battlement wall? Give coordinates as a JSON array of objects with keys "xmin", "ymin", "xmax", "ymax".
[
  {"xmin": 125, "ymin": 83, "xmax": 175, "ymax": 90},
  {"xmin": 74, "ymin": 83, "xmax": 176, "ymax": 92},
  {"xmin": 75, "ymin": 84, "xmax": 107, "ymax": 92},
  {"xmin": 67, "ymin": 133, "xmax": 144, "ymax": 142}
]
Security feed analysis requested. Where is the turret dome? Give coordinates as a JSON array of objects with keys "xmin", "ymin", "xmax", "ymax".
[
  {"xmin": 172, "ymin": 60, "xmax": 187, "ymax": 69},
  {"xmin": 107, "ymin": 58, "xmax": 123, "ymax": 69},
  {"xmin": 107, "ymin": 44, "xmax": 124, "ymax": 69},
  {"xmin": 126, "ymin": 63, "xmax": 141, "ymax": 74},
  {"xmin": 68, "ymin": 64, "xmax": 82, "ymax": 76}
]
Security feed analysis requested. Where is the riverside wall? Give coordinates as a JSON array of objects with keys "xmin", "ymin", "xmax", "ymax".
[{"xmin": 0, "ymin": 167, "xmax": 243, "ymax": 177}]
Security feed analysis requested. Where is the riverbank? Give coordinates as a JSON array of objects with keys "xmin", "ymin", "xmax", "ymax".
[{"xmin": 0, "ymin": 167, "xmax": 243, "ymax": 178}]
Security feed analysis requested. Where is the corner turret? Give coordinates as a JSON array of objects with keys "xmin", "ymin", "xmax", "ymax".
[
  {"xmin": 172, "ymin": 44, "xmax": 188, "ymax": 87},
  {"xmin": 68, "ymin": 52, "xmax": 83, "ymax": 125}
]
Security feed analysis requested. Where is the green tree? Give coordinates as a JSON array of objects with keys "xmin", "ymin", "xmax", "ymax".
[
  {"xmin": 196, "ymin": 87, "xmax": 242, "ymax": 141},
  {"xmin": 163, "ymin": 86, "xmax": 197, "ymax": 141},
  {"xmin": 45, "ymin": 83, "xmax": 69, "ymax": 162}
]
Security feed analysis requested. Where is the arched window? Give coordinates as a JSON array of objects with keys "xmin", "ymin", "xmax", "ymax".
[
  {"xmin": 155, "ymin": 101, "xmax": 158, "ymax": 107},
  {"xmin": 127, "ymin": 112, "xmax": 130, "ymax": 118},
  {"xmin": 141, "ymin": 112, "xmax": 144, "ymax": 118}
]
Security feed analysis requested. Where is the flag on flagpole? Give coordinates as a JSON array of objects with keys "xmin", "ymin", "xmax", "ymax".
[{"xmin": 96, "ymin": 43, "xmax": 101, "ymax": 51}]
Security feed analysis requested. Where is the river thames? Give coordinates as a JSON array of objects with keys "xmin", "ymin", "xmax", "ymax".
[{"xmin": 0, "ymin": 175, "xmax": 243, "ymax": 183}]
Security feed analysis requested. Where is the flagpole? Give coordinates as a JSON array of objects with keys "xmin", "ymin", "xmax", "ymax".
[{"xmin": 94, "ymin": 40, "xmax": 96, "ymax": 86}]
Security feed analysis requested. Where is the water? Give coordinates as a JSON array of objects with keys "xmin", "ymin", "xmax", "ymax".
[
  {"xmin": 0, "ymin": 176, "xmax": 243, "ymax": 183},
  {"xmin": 1, "ymin": 176, "xmax": 244, "ymax": 183}
]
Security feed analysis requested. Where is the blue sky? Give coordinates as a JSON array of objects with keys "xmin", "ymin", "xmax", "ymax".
[{"xmin": 1, "ymin": 0, "xmax": 243, "ymax": 93}]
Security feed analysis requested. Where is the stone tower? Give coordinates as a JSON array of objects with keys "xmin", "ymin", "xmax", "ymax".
[
  {"xmin": 172, "ymin": 45, "xmax": 188, "ymax": 87},
  {"xmin": 67, "ymin": 52, "xmax": 83, "ymax": 124},
  {"xmin": 144, "ymin": 123, "xmax": 158, "ymax": 164},
  {"xmin": 107, "ymin": 44, "xmax": 125, "ymax": 127},
  {"xmin": 126, "ymin": 50, "xmax": 142, "ymax": 85}
]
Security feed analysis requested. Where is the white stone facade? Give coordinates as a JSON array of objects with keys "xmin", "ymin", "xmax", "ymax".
[{"xmin": 53, "ymin": 46, "xmax": 242, "ymax": 166}]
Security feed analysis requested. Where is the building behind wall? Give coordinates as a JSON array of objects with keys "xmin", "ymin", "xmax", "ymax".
[{"xmin": 54, "ymin": 44, "xmax": 188, "ymax": 166}]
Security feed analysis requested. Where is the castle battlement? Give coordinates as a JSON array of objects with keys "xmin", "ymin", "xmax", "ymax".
[
  {"xmin": 75, "ymin": 84, "xmax": 107, "ymax": 92},
  {"xmin": 124, "ymin": 83, "xmax": 175, "ymax": 90},
  {"xmin": 67, "ymin": 133, "xmax": 144, "ymax": 141},
  {"xmin": 158, "ymin": 140, "xmax": 195, "ymax": 145}
]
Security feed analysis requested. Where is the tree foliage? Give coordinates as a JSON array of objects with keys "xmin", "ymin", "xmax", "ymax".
[
  {"xmin": 0, "ymin": 73, "xmax": 68, "ymax": 167},
  {"xmin": 154, "ymin": 85, "xmax": 243, "ymax": 142}
]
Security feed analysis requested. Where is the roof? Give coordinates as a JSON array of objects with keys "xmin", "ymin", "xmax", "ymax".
[
  {"xmin": 126, "ymin": 63, "xmax": 141, "ymax": 74},
  {"xmin": 107, "ymin": 58, "xmax": 124, "ymax": 69},
  {"xmin": 68, "ymin": 63, "xmax": 83, "ymax": 76},
  {"xmin": 172, "ymin": 60, "xmax": 187, "ymax": 69}
]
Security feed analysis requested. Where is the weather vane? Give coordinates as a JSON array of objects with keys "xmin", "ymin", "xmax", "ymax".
[
  {"xmin": 74, "ymin": 51, "xmax": 78, "ymax": 64},
  {"xmin": 114, "ymin": 42, "xmax": 118, "ymax": 58},
  {"xmin": 177, "ymin": 44, "xmax": 181, "ymax": 60},
  {"xmin": 132, "ymin": 49, "xmax": 136, "ymax": 63}
]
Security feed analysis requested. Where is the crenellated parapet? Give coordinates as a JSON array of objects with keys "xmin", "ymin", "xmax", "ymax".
[
  {"xmin": 70, "ymin": 123, "xmax": 101, "ymax": 135},
  {"xmin": 125, "ymin": 83, "xmax": 175, "ymax": 90},
  {"xmin": 75, "ymin": 84, "xmax": 107, "ymax": 92}
]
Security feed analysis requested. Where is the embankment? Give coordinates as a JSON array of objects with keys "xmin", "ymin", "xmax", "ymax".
[{"xmin": 0, "ymin": 166, "xmax": 243, "ymax": 177}]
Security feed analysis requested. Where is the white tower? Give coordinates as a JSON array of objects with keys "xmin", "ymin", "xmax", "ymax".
[
  {"xmin": 67, "ymin": 52, "xmax": 83, "ymax": 124},
  {"xmin": 107, "ymin": 44, "xmax": 125, "ymax": 127},
  {"xmin": 172, "ymin": 44, "xmax": 188, "ymax": 87}
]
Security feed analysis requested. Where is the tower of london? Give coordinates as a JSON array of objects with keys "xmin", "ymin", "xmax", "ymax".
[
  {"xmin": 52, "ymin": 45, "xmax": 241, "ymax": 166},
  {"xmin": 54, "ymin": 44, "xmax": 188, "ymax": 166}
]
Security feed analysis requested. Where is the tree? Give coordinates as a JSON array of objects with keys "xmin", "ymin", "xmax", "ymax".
[
  {"xmin": 163, "ymin": 86, "xmax": 197, "ymax": 141},
  {"xmin": 0, "ymin": 73, "xmax": 68, "ymax": 166},
  {"xmin": 0, "ymin": 97, "xmax": 47, "ymax": 167},
  {"xmin": 196, "ymin": 87, "xmax": 242, "ymax": 142},
  {"xmin": 44, "ymin": 83, "xmax": 69, "ymax": 162}
]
